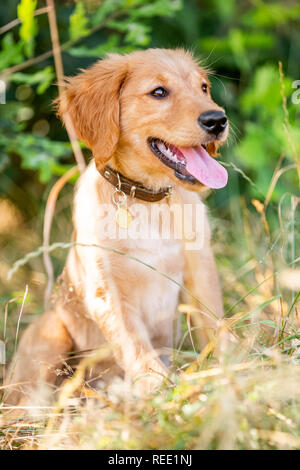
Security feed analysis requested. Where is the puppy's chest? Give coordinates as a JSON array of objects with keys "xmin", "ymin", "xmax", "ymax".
[{"xmin": 120, "ymin": 238, "xmax": 184, "ymax": 334}]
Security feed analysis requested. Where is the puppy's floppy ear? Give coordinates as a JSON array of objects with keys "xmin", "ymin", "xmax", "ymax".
[
  {"xmin": 57, "ymin": 54, "xmax": 128, "ymax": 167},
  {"xmin": 206, "ymin": 141, "xmax": 220, "ymax": 157}
]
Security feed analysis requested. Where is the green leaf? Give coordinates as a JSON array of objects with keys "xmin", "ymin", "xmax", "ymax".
[
  {"xmin": 9, "ymin": 66, "xmax": 55, "ymax": 94},
  {"xmin": 107, "ymin": 19, "xmax": 151, "ymax": 46},
  {"xmin": 130, "ymin": 0, "xmax": 182, "ymax": 19},
  {"xmin": 0, "ymin": 33, "xmax": 24, "ymax": 71},
  {"xmin": 68, "ymin": 36, "xmax": 134, "ymax": 57},
  {"xmin": 242, "ymin": 3, "xmax": 300, "ymax": 28},
  {"xmin": 69, "ymin": 1, "xmax": 90, "ymax": 41},
  {"xmin": 125, "ymin": 23, "xmax": 151, "ymax": 46},
  {"xmin": 228, "ymin": 29, "xmax": 250, "ymax": 71},
  {"xmin": 92, "ymin": 0, "xmax": 123, "ymax": 26},
  {"xmin": 17, "ymin": 0, "xmax": 38, "ymax": 57},
  {"xmin": 241, "ymin": 65, "xmax": 292, "ymax": 116},
  {"xmin": 0, "ymin": 133, "xmax": 72, "ymax": 183}
]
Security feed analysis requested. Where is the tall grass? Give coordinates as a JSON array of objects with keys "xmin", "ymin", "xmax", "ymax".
[{"xmin": 0, "ymin": 169, "xmax": 299, "ymax": 449}]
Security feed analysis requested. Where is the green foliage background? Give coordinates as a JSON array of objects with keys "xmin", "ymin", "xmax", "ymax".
[{"xmin": 0, "ymin": 0, "xmax": 299, "ymax": 320}]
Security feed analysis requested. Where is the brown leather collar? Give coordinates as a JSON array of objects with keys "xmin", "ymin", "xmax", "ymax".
[{"xmin": 97, "ymin": 165, "xmax": 173, "ymax": 202}]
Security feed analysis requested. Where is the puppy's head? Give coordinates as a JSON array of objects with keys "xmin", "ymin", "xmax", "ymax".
[{"xmin": 58, "ymin": 49, "xmax": 229, "ymax": 192}]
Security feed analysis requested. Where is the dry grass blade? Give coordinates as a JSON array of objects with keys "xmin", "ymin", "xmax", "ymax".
[{"xmin": 43, "ymin": 166, "xmax": 78, "ymax": 309}]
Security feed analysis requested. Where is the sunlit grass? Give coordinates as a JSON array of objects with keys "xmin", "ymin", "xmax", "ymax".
[{"xmin": 0, "ymin": 204, "xmax": 299, "ymax": 449}]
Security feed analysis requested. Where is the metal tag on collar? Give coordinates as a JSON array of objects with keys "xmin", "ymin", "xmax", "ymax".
[{"xmin": 112, "ymin": 172, "xmax": 133, "ymax": 229}]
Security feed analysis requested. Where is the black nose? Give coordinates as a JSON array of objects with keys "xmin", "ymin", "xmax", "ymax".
[{"xmin": 198, "ymin": 110, "xmax": 227, "ymax": 136}]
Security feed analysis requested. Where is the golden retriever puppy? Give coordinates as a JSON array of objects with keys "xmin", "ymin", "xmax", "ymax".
[{"xmin": 5, "ymin": 48, "xmax": 229, "ymax": 405}]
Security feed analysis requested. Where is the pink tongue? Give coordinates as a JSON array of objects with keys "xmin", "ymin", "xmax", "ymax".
[{"xmin": 178, "ymin": 145, "xmax": 228, "ymax": 189}]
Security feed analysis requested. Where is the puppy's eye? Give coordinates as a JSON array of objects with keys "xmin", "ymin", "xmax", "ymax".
[
  {"xmin": 150, "ymin": 87, "xmax": 169, "ymax": 98},
  {"xmin": 202, "ymin": 83, "xmax": 208, "ymax": 93}
]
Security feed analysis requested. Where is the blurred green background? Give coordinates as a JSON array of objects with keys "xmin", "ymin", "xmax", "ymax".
[{"xmin": 0, "ymin": 0, "xmax": 299, "ymax": 352}]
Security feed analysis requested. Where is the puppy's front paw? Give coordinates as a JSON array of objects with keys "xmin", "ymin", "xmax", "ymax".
[
  {"xmin": 133, "ymin": 374, "xmax": 164, "ymax": 397},
  {"xmin": 132, "ymin": 361, "xmax": 170, "ymax": 397}
]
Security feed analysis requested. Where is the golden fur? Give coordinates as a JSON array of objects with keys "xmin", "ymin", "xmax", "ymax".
[{"xmin": 5, "ymin": 49, "xmax": 228, "ymax": 405}]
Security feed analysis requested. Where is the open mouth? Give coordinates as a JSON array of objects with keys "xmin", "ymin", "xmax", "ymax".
[{"xmin": 148, "ymin": 138, "xmax": 228, "ymax": 189}]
